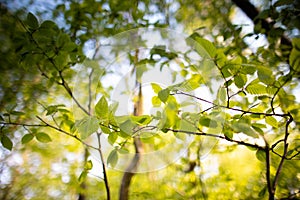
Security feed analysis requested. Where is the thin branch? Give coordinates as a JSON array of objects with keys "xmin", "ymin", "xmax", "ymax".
[
  {"xmin": 272, "ymin": 113, "xmax": 293, "ymax": 193},
  {"xmin": 175, "ymin": 91, "xmax": 289, "ymax": 117},
  {"xmin": 88, "ymin": 68, "xmax": 94, "ymax": 115},
  {"xmin": 166, "ymin": 128, "xmax": 265, "ymax": 150},
  {"xmin": 16, "ymin": 17, "xmax": 89, "ymax": 116},
  {"xmin": 96, "ymin": 132, "xmax": 111, "ymax": 200}
]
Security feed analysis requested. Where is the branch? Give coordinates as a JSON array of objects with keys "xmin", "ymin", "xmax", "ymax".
[
  {"xmin": 175, "ymin": 91, "xmax": 289, "ymax": 117},
  {"xmin": 16, "ymin": 17, "xmax": 89, "ymax": 116},
  {"xmin": 166, "ymin": 128, "xmax": 265, "ymax": 150},
  {"xmin": 96, "ymin": 132, "xmax": 111, "ymax": 200},
  {"xmin": 231, "ymin": 0, "xmax": 292, "ymax": 48},
  {"xmin": 272, "ymin": 113, "xmax": 293, "ymax": 193}
]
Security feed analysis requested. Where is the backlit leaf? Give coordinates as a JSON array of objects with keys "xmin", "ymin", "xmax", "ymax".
[
  {"xmin": 158, "ymin": 88, "xmax": 170, "ymax": 103},
  {"xmin": 265, "ymin": 116, "xmax": 278, "ymax": 128},
  {"xmin": 95, "ymin": 96, "xmax": 109, "ymax": 121},
  {"xmin": 21, "ymin": 134, "xmax": 34, "ymax": 144},
  {"xmin": 75, "ymin": 116, "xmax": 99, "ymax": 139},
  {"xmin": 36, "ymin": 132, "xmax": 52, "ymax": 143},
  {"xmin": 107, "ymin": 149, "xmax": 118, "ymax": 167}
]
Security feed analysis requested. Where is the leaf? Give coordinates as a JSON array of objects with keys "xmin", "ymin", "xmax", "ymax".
[
  {"xmin": 136, "ymin": 64, "xmax": 148, "ymax": 82},
  {"xmin": 130, "ymin": 115, "xmax": 152, "ymax": 125},
  {"xmin": 234, "ymin": 74, "xmax": 247, "ymax": 88},
  {"xmin": 289, "ymin": 38, "xmax": 300, "ymax": 72},
  {"xmin": 108, "ymin": 132, "xmax": 118, "ymax": 145},
  {"xmin": 95, "ymin": 96, "xmax": 109, "ymax": 121},
  {"xmin": 36, "ymin": 132, "xmax": 52, "ymax": 143},
  {"xmin": 119, "ymin": 119, "xmax": 134, "ymax": 136},
  {"xmin": 75, "ymin": 116, "xmax": 99, "ymax": 139},
  {"xmin": 151, "ymin": 83, "xmax": 162, "ymax": 94},
  {"xmin": 199, "ymin": 117, "xmax": 217, "ymax": 128},
  {"xmin": 232, "ymin": 122, "xmax": 258, "ymax": 138},
  {"xmin": 188, "ymin": 33, "xmax": 216, "ymax": 58},
  {"xmin": 274, "ymin": 0, "xmax": 294, "ymax": 7},
  {"xmin": 217, "ymin": 87, "xmax": 227, "ymax": 104},
  {"xmin": 158, "ymin": 88, "xmax": 170, "ymax": 103},
  {"xmin": 84, "ymin": 160, "xmax": 93, "ymax": 170},
  {"xmin": 257, "ymin": 66, "xmax": 274, "ymax": 85},
  {"xmin": 107, "ymin": 149, "xmax": 118, "ymax": 167},
  {"xmin": 26, "ymin": 12, "xmax": 39, "ymax": 29},
  {"xmin": 265, "ymin": 116, "xmax": 278, "ymax": 128},
  {"xmin": 1, "ymin": 135, "xmax": 13, "ymax": 150},
  {"xmin": 21, "ymin": 134, "xmax": 34, "ymax": 144},
  {"xmin": 246, "ymin": 83, "xmax": 267, "ymax": 95},
  {"xmin": 256, "ymin": 149, "xmax": 266, "ymax": 162},
  {"xmin": 152, "ymin": 96, "xmax": 161, "ymax": 107},
  {"xmin": 78, "ymin": 171, "xmax": 88, "ymax": 183},
  {"xmin": 258, "ymin": 186, "xmax": 267, "ymax": 197}
]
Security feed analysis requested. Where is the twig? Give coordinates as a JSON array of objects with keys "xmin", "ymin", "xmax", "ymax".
[
  {"xmin": 96, "ymin": 132, "xmax": 111, "ymax": 200},
  {"xmin": 166, "ymin": 128, "xmax": 265, "ymax": 150},
  {"xmin": 175, "ymin": 91, "xmax": 289, "ymax": 117},
  {"xmin": 272, "ymin": 113, "xmax": 293, "ymax": 193}
]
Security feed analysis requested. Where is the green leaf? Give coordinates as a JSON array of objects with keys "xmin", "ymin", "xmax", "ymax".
[
  {"xmin": 130, "ymin": 115, "xmax": 152, "ymax": 125},
  {"xmin": 1, "ymin": 135, "xmax": 13, "ymax": 150},
  {"xmin": 95, "ymin": 96, "xmax": 109, "ymax": 121},
  {"xmin": 107, "ymin": 149, "xmax": 118, "ymax": 167},
  {"xmin": 158, "ymin": 88, "xmax": 170, "ymax": 103},
  {"xmin": 119, "ymin": 119, "xmax": 134, "ymax": 136},
  {"xmin": 84, "ymin": 160, "xmax": 93, "ymax": 170},
  {"xmin": 108, "ymin": 132, "xmax": 118, "ymax": 145},
  {"xmin": 21, "ymin": 134, "xmax": 34, "ymax": 144},
  {"xmin": 75, "ymin": 116, "xmax": 99, "ymax": 139},
  {"xmin": 36, "ymin": 132, "xmax": 52, "ymax": 143},
  {"xmin": 265, "ymin": 116, "xmax": 278, "ymax": 128},
  {"xmin": 199, "ymin": 117, "xmax": 217, "ymax": 128},
  {"xmin": 257, "ymin": 66, "xmax": 274, "ymax": 85},
  {"xmin": 217, "ymin": 87, "xmax": 227, "ymax": 104},
  {"xmin": 188, "ymin": 33, "xmax": 216, "ymax": 58},
  {"xmin": 256, "ymin": 149, "xmax": 266, "ymax": 162},
  {"xmin": 274, "ymin": 0, "xmax": 294, "ymax": 7},
  {"xmin": 289, "ymin": 38, "xmax": 300, "ymax": 72},
  {"xmin": 258, "ymin": 186, "xmax": 267, "ymax": 197},
  {"xmin": 151, "ymin": 83, "xmax": 162, "ymax": 94},
  {"xmin": 246, "ymin": 83, "xmax": 267, "ymax": 95},
  {"xmin": 232, "ymin": 122, "xmax": 258, "ymax": 138},
  {"xmin": 26, "ymin": 12, "xmax": 39, "ymax": 29},
  {"xmin": 152, "ymin": 96, "xmax": 161, "ymax": 107},
  {"xmin": 234, "ymin": 74, "xmax": 247, "ymax": 88},
  {"xmin": 78, "ymin": 171, "xmax": 88, "ymax": 183}
]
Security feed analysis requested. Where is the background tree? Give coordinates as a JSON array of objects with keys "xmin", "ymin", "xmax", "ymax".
[{"xmin": 0, "ymin": 0, "xmax": 300, "ymax": 200}]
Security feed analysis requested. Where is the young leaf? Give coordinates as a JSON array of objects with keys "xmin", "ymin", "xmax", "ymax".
[
  {"xmin": 36, "ymin": 132, "xmax": 52, "ymax": 143},
  {"xmin": 152, "ymin": 96, "xmax": 161, "ymax": 107},
  {"xmin": 84, "ymin": 160, "xmax": 93, "ymax": 170},
  {"xmin": 151, "ymin": 83, "xmax": 162, "ymax": 94},
  {"xmin": 95, "ymin": 96, "xmax": 109, "ymax": 121},
  {"xmin": 21, "ymin": 134, "xmax": 34, "ymax": 144},
  {"xmin": 158, "ymin": 88, "xmax": 170, "ymax": 103},
  {"xmin": 108, "ymin": 132, "xmax": 118, "ymax": 145},
  {"xmin": 130, "ymin": 115, "xmax": 152, "ymax": 125},
  {"xmin": 1, "ymin": 135, "xmax": 13, "ymax": 150},
  {"xmin": 246, "ymin": 83, "xmax": 267, "ymax": 95},
  {"xmin": 119, "ymin": 119, "xmax": 134, "ymax": 136},
  {"xmin": 265, "ymin": 116, "xmax": 278, "ymax": 128},
  {"xmin": 78, "ymin": 171, "xmax": 88, "ymax": 183},
  {"xmin": 107, "ymin": 149, "xmax": 118, "ymax": 167},
  {"xmin": 75, "ymin": 116, "xmax": 99, "ymax": 139}
]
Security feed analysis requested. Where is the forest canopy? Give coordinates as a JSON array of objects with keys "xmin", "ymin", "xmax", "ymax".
[{"xmin": 0, "ymin": 0, "xmax": 300, "ymax": 199}]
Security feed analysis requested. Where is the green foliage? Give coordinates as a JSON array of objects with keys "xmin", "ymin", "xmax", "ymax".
[{"xmin": 0, "ymin": 0, "xmax": 300, "ymax": 199}]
